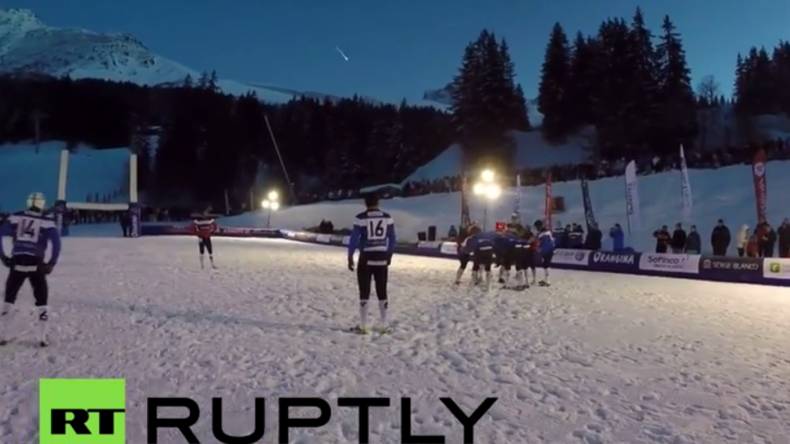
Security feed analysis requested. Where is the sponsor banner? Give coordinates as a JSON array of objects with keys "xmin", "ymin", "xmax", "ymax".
[
  {"xmin": 316, "ymin": 234, "xmax": 331, "ymax": 243},
  {"xmin": 553, "ymin": 249, "xmax": 590, "ymax": 266},
  {"xmin": 639, "ymin": 253, "xmax": 699, "ymax": 274},
  {"xmin": 342, "ymin": 236, "xmax": 350, "ymax": 246},
  {"xmin": 589, "ymin": 251, "xmax": 639, "ymax": 270},
  {"xmin": 220, "ymin": 227, "xmax": 280, "ymax": 238},
  {"xmin": 763, "ymin": 258, "xmax": 790, "ymax": 280},
  {"xmin": 418, "ymin": 241, "xmax": 442, "ymax": 249},
  {"xmin": 330, "ymin": 235, "xmax": 345, "ymax": 244},
  {"xmin": 699, "ymin": 256, "xmax": 762, "ymax": 280},
  {"xmin": 440, "ymin": 242, "xmax": 458, "ymax": 256}
]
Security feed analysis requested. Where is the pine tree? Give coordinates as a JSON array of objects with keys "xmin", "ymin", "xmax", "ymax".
[
  {"xmin": 538, "ymin": 22, "xmax": 571, "ymax": 140},
  {"xmin": 566, "ymin": 32, "xmax": 596, "ymax": 129},
  {"xmin": 593, "ymin": 18, "xmax": 633, "ymax": 156},
  {"xmin": 655, "ymin": 15, "xmax": 696, "ymax": 150},
  {"xmin": 627, "ymin": 7, "xmax": 661, "ymax": 150},
  {"xmin": 499, "ymin": 40, "xmax": 530, "ymax": 131}
]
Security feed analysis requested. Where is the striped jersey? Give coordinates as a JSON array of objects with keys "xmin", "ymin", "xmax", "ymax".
[
  {"xmin": 347, "ymin": 209, "xmax": 396, "ymax": 264},
  {"xmin": 0, "ymin": 209, "xmax": 62, "ymax": 263}
]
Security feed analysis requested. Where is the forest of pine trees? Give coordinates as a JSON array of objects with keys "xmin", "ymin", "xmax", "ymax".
[
  {"xmin": 1, "ymin": 9, "xmax": 788, "ymax": 207},
  {"xmin": 537, "ymin": 8, "xmax": 698, "ymax": 158},
  {"xmin": 0, "ymin": 73, "xmax": 454, "ymax": 207}
]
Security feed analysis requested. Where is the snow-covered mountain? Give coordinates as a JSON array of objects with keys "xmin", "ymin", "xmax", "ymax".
[{"xmin": 0, "ymin": 8, "xmax": 368, "ymax": 104}]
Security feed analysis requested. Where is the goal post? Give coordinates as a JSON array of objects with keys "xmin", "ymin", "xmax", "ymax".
[{"xmin": 52, "ymin": 149, "xmax": 140, "ymax": 237}]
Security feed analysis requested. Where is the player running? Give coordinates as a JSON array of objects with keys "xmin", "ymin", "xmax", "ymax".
[
  {"xmin": 0, "ymin": 192, "xmax": 62, "ymax": 347},
  {"xmin": 347, "ymin": 193, "xmax": 396, "ymax": 334},
  {"xmin": 187, "ymin": 213, "xmax": 218, "ymax": 269},
  {"xmin": 454, "ymin": 223, "xmax": 475, "ymax": 285}
]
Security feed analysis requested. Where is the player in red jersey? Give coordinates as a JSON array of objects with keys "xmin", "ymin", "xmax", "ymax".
[{"xmin": 187, "ymin": 215, "xmax": 218, "ymax": 269}]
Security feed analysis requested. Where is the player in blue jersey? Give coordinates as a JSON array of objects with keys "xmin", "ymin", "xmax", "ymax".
[
  {"xmin": 465, "ymin": 226, "xmax": 495, "ymax": 290},
  {"xmin": 535, "ymin": 221, "xmax": 555, "ymax": 286},
  {"xmin": 347, "ymin": 193, "xmax": 396, "ymax": 334},
  {"xmin": 0, "ymin": 192, "xmax": 62, "ymax": 346}
]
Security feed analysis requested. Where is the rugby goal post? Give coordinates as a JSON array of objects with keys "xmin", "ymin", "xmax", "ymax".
[{"xmin": 52, "ymin": 149, "xmax": 140, "ymax": 237}]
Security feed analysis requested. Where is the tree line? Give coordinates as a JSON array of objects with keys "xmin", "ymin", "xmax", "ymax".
[
  {"xmin": 0, "ymin": 73, "xmax": 453, "ymax": 207},
  {"xmin": 535, "ymin": 8, "xmax": 697, "ymax": 158}
]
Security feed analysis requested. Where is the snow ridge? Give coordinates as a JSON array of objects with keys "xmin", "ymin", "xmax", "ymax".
[{"xmin": 0, "ymin": 8, "xmax": 364, "ymax": 104}]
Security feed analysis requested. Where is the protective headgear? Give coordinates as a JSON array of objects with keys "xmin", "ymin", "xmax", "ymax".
[{"xmin": 27, "ymin": 192, "xmax": 46, "ymax": 210}]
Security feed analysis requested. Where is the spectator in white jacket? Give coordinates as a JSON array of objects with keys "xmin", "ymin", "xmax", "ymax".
[{"xmin": 737, "ymin": 224, "xmax": 749, "ymax": 257}]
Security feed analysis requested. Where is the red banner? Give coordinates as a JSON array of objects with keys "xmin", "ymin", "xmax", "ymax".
[
  {"xmin": 752, "ymin": 149, "xmax": 768, "ymax": 223},
  {"xmin": 544, "ymin": 171, "xmax": 553, "ymax": 228}
]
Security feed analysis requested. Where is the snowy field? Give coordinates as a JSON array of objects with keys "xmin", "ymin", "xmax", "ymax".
[{"xmin": 1, "ymin": 237, "xmax": 790, "ymax": 443}]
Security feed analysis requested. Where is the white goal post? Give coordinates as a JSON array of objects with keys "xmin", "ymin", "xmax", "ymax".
[{"xmin": 52, "ymin": 149, "xmax": 141, "ymax": 237}]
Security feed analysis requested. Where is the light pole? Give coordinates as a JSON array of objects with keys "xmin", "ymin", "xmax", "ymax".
[
  {"xmin": 472, "ymin": 169, "xmax": 501, "ymax": 231},
  {"xmin": 261, "ymin": 190, "xmax": 279, "ymax": 228}
]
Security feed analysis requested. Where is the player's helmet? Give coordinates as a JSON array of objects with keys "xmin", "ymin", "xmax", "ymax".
[{"xmin": 27, "ymin": 192, "xmax": 45, "ymax": 210}]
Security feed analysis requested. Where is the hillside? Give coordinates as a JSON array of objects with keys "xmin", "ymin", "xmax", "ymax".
[
  {"xmin": 224, "ymin": 160, "xmax": 790, "ymax": 253},
  {"xmin": 0, "ymin": 8, "xmax": 368, "ymax": 104}
]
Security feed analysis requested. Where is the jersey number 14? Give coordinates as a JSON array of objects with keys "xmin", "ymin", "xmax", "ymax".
[
  {"xmin": 17, "ymin": 218, "xmax": 40, "ymax": 242},
  {"xmin": 367, "ymin": 219, "xmax": 386, "ymax": 240}
]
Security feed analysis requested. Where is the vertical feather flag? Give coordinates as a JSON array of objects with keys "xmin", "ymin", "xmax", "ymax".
[
  {"xmin": 513, "ymin": 174, "xmax": 521, "ymax": 224},
  {"xmin": 679, "ymin": 144, "xmax": 693, "ymax": 222},
  {"xmin": 752, "ymin": 149, "xmax": 768, "ymax": 223},
  {"xmin": 580, "ymin": 177, "xmax": 598, "ymax": 231},
  {"xmin": 544, "ymin": 171, "xmax": 552, "ymax": 229},
  {"xmin": 624, "ymin": 160, "xmax": 641, "ymax": 234}
]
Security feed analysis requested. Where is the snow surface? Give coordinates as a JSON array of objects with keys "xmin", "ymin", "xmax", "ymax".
[
  {"xmin": 0, "ymin": 8, "xmax": 379, "ymax": 105},
  {"xmin": 0, "ymin": 142, "xmax": 129, "ymax": 211},
  {"xmin": 1, "ymin": 236, "xmax": 789, "ymax": 443},
  {"xmin": 403, "ymin": 129, "xmax": 590, "ymax": 184},
  {"xmin": 228, "ymin": 160, "xmax": 790, "ymax": 252}
]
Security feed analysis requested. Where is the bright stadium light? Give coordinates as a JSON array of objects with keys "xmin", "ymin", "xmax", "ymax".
[
  {"xmin": 261, "ymin": 200, "xmax": 270, "ymax": 209},
  {"xmin": 268, "ymin": 190, "xmax": 278, "ymax": 201},
  {"xmin": 261, "ymin": 190, "xmax": 280, "ymax": 227},
  {"xmin": 472, "ymin": 171, "xmax": 499, "ymax": 231},
  {"xmin": 270, "ymin": 201, "xmax": 280, "ymax": 211}
]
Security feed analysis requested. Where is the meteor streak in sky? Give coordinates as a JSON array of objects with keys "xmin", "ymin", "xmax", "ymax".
[{"xmin": 335, "ymin": 46, "xmax": 349, "ymax": 61}]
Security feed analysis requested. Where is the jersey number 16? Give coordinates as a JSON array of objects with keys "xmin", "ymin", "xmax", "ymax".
[{"xmin": 367, "ymin": 219, "xmax": 386, "ymax": 240}]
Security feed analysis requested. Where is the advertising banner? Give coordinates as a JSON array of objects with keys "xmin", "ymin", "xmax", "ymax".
[
  {"xmin": 699, "ymin": 256, "xmax": 762, "ymax": 282},
  {"xmin": 440, "ymin": 242, "xmax": 458, "ymax": 256},
  {"xmin": 639, "ymin": 253, "xmax": 699, "ymax": 274},
  {"xmin": 552, "ymin": 249, "xmax": 590, "ymax": 267},
  {"xmin": 763, "ymin": 258, "xmax": 790, "ymax": 280},
  {"xmin": 418, "ymin": 241, "xmax": 443, "ymax": 249},
  {"xmin": 589, "ymin": 251, "xmax": 639, "ymax": 271},
  {"xmin": 316, "ymin": 234, "xmax": 331, "ymax": 243}
]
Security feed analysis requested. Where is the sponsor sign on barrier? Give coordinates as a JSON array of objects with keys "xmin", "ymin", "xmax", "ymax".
[
  {"xmin": 763, "ymin": 258, "xmax": 790, "ymax": 280},
  {"xmin": 418, "ymin": 241, "xmax": 442, "ymax": 249},
  {"xmin": 138, "ymin": 227, "xmax": 790, "ymax": 287},
  {"xmin": 342, "ymin": 236, "xmax": 350, "ymax": 245},
  {"xmin": 316, "ymin": 234, "xmax": 331, "ymax": 243},
  {"xmin": 553, "ymin": 249, "xmax": 590, "ymax": 265},
  {"xmin": 440, "ymin": 242, "xmax": 458, "ymax": 256},
  {"xmin": 590, "ymin": 251, "xmax": 638, "ymax": 269},
  {"xmin": 639, "ymin": 253, "xmax": 699, "ymax": 274}
]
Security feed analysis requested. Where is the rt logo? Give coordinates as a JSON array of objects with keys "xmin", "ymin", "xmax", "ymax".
[{"xmin": 40, "ymin": 378, "xmax": 126, "ymax": 443}]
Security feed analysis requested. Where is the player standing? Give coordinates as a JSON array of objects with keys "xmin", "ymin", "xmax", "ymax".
[
  {"xmin": 347, "ymin": 193, "xmax": 396, "ymax": 334},
  {"xmin": 454, "ymin": 224, "xmax": 473, "ymax": 285},
  {"xmin": 0, "ymin": 192, "xmax": 61, "ymax": 347},
  {"xmin": 536, "ymin": 221, "xmax": 555, "ymax": 286},
  {"xmin": 465, "ymin": 225, "xmax": 495, "ymax": 290},
  {"xmin": 188, "ymin": 213, "xmax": 218, "ymax": 269}
]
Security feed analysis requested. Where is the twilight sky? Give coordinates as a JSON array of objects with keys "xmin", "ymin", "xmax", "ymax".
[{"xmin": 11, "ymin": 0, "xmax": 790, "ymax": 104}]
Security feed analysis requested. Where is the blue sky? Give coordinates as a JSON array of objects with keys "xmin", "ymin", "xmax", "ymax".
[{"xmin": 11, "ymin": 0, "xmax": 790, "ymax": 103}]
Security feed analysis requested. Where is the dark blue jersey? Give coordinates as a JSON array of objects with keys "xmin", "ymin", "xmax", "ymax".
[
  {"xmin": 0, "ymin": 209, "xmax": 61, "ymax": 264},
  {"xmin": 347, "ymin": 208, "xmax": 396, "ymax": 263},
  {"xmin": 466, "ymin": 233, "xmax": 495, "ymax": 253}
]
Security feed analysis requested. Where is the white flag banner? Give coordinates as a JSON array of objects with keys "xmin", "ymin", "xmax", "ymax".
[
  {"xmin": 624, "ymin": 160, "xmax": 641, "ymax": 233},
  {"xmin": 679, "ymin": 144, "xmax": 693, "ymax": 221}
]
